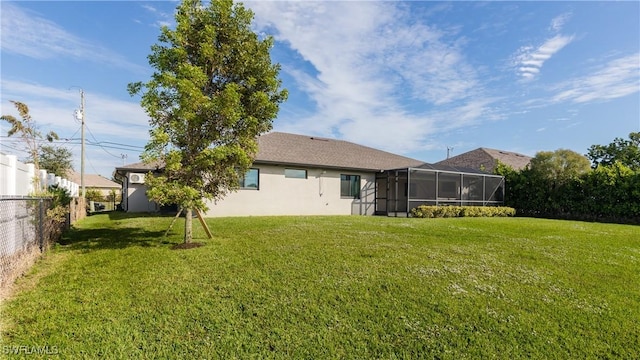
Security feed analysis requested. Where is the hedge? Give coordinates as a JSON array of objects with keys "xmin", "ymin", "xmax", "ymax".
[
  {"xmin": 410, "ymin": 206, "xmax": 516, "ymax": 218},
  {"xmin": 498, "ymin": 162, "xmax": 640, "ymax": 224}
]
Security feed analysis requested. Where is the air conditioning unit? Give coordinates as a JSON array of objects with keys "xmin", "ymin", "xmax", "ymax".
[{"xmin": 128, "ymin": 173, "xmax": 146, "ymax": 184}]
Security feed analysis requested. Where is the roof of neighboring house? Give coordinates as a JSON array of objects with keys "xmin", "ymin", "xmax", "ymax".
[
  {"xmin": 116, "ymin": 160, "xmax": 163, "ymax": 172},
  {"xmin": 67, "ymin": 171, "xmax": 120, "ymax": 189},
  {"xmin": 436, "ymin": 147, "xmax": 531, "ymax": 171},
  {"xmin": 481, "ymin": 148, "xmax": 532, "ymax": 170},
  {"xmin": 116, "ymin": 132, "xmax": 425, "ymax": 173},
  {"xmin": 255, "ymin": 132, "xmax": 425, "ymax": 171},
  {"xmin": 411, "ymin": 162, "xmax": 494, "ymax": 175}
]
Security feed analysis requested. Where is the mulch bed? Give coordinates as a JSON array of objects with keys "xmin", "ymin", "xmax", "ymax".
[{"xmin": 170, "ymin": 242, "xmax": 204, "ymax": 250}]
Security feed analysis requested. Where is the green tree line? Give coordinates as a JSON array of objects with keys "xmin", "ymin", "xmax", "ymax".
[{"xmin": 496, "ymin": 132, "xmax": 640, "ymax": 223}]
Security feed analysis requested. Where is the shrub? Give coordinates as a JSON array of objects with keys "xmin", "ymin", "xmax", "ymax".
[
  {"xmin": 85, "ymin": 188, "xmax": 104, "ymax": 202},
  {"xmin": 411, "ymin": 206, "xmax": 516, "ymax": 218}
]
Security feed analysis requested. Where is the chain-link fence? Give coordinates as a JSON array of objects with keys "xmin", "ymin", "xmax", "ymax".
[{"xmin": 0, "ymin": 197, "xmax": 64, "ymax": 293}]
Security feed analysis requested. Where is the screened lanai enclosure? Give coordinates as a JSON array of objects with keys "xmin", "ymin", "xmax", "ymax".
[{"xmin": 375, "ymin": 165, "xmax": 505, "ymax": 217}]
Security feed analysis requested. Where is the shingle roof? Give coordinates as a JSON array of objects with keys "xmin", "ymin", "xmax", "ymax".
[
  {"xmin": 480, "ymin": 148, "xmax": 531, "ymax": 170},
  {"xmin": 116, "ymin": 161, "xmax": 163, "ymax": 172},
  {"xmin": 116, "ymin": 132, "xmax": 425, "ymax": 172},
  {"xmin": 255, "ymin": 132, "xmax": 425, "ymax": 171},
  {"xmin": 67, "ymin": 171, "xmax": 120, "ymax": 189},
  {"xmin": 436, "ymin": 147, "xmax": 531, "ymax": 172},
  {"xmin": 412, "ymin": 163, "xmax": 492, "ymax": 175}
]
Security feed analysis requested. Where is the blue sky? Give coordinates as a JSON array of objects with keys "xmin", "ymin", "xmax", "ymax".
[{"xmin": 1, "ymin": 1, "xmax": 639, "ymax": 179}]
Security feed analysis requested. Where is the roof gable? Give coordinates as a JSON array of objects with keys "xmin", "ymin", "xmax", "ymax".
[
  {"xmin": 480, "ymin": 148, "xmax": 531, "ymax": 170},
  {"xmin": 436, "ymin": 147, "xmax": 531, "ymax": 172}
]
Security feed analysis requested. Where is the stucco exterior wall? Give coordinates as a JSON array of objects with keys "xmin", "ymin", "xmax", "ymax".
[
  {"xmin": 126, "ymin": 182, "xmax": 159, "ymax": 212},
  {"xmin": 203, "ymin": 165, "xmax": 376, "ymax": 217},
  {"xmin": 122, "ymin": 165, "xmax": 376, "ymax": 216}
]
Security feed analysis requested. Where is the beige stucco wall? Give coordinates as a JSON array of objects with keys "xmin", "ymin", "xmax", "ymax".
[
  {"xmin": 123, "ymin": 165, "xmax": 376, "ymax": 216},
  {"xmin": 203, "ymin": 165, "xmax": 376, "ymax": 217},
  {"xmin": 126, "ymin": 182, "xmax": 159, "ymax": 212}
]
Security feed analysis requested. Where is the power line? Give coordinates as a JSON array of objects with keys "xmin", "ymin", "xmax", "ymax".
[
  {"xmin": 85, "ymin": 123, "xmax": 122, "ymax": 159},
  {"xmin": 1, "ymin": 139, "xmax": 144, "ymax": 153},
  {"xmin": 0, "ymin": 136, "xmax": 145, "ymax": 150},
  {"xmin": 99, "ymin": 141, "xmax": 145, "ymax": 149}
]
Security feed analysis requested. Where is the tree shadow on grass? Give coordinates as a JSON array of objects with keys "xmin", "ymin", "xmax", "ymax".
[
  {"xmin": 105, "ymin": 211, "xmax": 178, "ymax": 221},
  {"xmin": 59, "ymin": 227, "xmax": 170, "ymax": 251}
]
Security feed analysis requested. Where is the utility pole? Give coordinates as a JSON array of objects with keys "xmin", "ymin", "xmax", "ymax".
[
  {"xmin": 82, "ymin": 90, "xmax": 87, "ymax": 198},
  {"xmin": 447, "ymin": 146, "xmax": 454, "ymax": 159},
  {"xmin": 80, "ymin": 90, "xmax": 85, "ymax": 198},
  {"xmin": 74, "ymin": 89, "xmax": 86, "ymax": 198},
  {"xmin": 121, "ymin": 153, "xmax": 127, "ymax": 166}
]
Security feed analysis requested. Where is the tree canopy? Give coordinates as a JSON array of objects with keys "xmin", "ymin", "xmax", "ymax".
[
  {"xmin": 587, "ymin": 132, "xmax": 640, "ymax": 170},
  {"xmin": 32, "ymin": 145, "xmax": 74, "ymax": 178},
  {"xmin": 529, "ymin": 149, "xmax": 591, "ymax": 185},
  {"xmin": 129, "ymin": 0, "xmax": 287, "ymax": 243}
]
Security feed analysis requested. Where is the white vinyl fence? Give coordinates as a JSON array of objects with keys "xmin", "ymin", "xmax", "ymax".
[{"xmin": 0, "ymin": 153, "xmax": 79, "ymax": 197}]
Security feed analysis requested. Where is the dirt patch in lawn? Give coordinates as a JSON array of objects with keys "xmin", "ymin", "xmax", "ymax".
[{"xmin": 171, "ymin": 242, "xmax": 204, "ymax": 250}]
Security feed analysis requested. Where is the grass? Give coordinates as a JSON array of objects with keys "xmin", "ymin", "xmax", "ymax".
[{"xmin": 1, "ymin": 213, "xmax": 639, "ymax": 359}]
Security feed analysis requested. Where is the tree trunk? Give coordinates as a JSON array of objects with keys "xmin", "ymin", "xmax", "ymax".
[{"xmin": 184, "ymin": 207, "xmax": 193, "ymax": 243}]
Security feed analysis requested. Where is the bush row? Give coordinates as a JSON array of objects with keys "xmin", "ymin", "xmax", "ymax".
[
  {"xmin": 410, "ymin": 206, "xmax": 516, "ymax": 218},
  {"xmin": 498, "ymin": 162, "xmax": 640, "ymax": 224}
]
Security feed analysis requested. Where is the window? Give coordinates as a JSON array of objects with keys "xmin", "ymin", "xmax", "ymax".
[
  {"xmin": 240, "ymin": 168, "xmax": 259, "ymax": 189},
  {"xmin": 285, "ymin": 168, "xmax": 307, "ymax": 179},
  {"xmin": 341, "ymin": 174, "xmax": 361, "ymax": 199}
]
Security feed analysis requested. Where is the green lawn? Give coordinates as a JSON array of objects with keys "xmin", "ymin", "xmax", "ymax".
[{"xmin": 1, "ymin": 214, "xmax": 639, "ymax": 358}]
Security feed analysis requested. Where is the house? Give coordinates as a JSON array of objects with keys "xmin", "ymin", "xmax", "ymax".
[
  {"xmin": 113, "ymin": 161, "xmax": 164, "ymax": 213},
  {"xmin": 67, "ymin": 171, "xmax": 120, "ymax": 198},
  {"xmin": 436, "ymin": 147, "xmax": 531, "ymax": 173},
  {"xmin": 114, "ymin": 132, "xmax": 505, "ymax": 217}
]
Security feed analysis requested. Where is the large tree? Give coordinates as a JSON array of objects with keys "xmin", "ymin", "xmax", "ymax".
[
  {"xmin": 30, "ymin": 144, "xmax": 74, "ymax": 178},
  {"xmin": 129, "ymin": 0, "xmax": 287, "ymax": 243},
  {"xmin": 529, "ymin": 149, "xmax": 592, "ymax": 185},
  {"xmin": 587, "ymin": 132, "xmax": 640, "ymax": 170}
]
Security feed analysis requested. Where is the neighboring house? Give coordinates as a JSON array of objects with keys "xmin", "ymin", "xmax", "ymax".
[
  {"xmin": 114, "ymin": 132, "xmax": 505, "ymax": 217},
  {"xmin": 67, "ymin": 171, "xmax": 120, "ymax": 198},
  {"xmin": 436, "ymin": 148, "xmax": 532, "ymax": 173},
  {"xmin": 113, "ymin": 161, "xmax": 164, "ymax": 213}
]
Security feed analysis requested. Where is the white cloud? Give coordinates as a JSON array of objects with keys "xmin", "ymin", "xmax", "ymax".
[
  {"xmin": 550, "ymin": 12, "xmax": 572, "ymax": 32},
  {"xmin": 247, "ymin": 1, "xmax": 491, "ymax": 155},
  {"xmin": 551, "ymin": 53, "xmax": 640, "ymax": 104},
  {"xmin": 1, "ymin": 79, "xmax": 149, "ymax": 177},
  {"xmin": 140, "ymin": 3, "xmax": 175, "ymax": 28},
  {"xmin": 514, "ymin": 34, "xmax": 574, "ymax": 81},
  {"xmin": 0, "ymin": 3, "xmax": 145, "ymax": 73}
]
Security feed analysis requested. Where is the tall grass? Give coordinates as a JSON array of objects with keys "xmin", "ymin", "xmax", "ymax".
[{"xmin": 1, "ymin": 214, "xmax": 638, "ymax": 358}]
